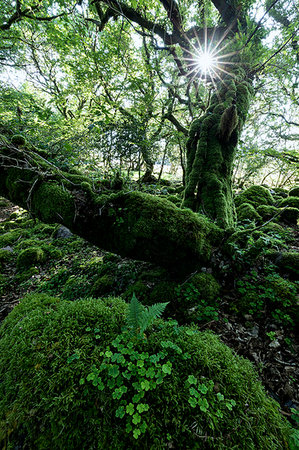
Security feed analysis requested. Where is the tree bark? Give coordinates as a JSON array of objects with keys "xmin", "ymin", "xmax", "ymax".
[
  {"xmin": 183, "ymin": 70, "xmax": 254, "ymax": 228},
  {"xmin": 0, "ymin": 140, "xmax": 222, "ymax": 272}
]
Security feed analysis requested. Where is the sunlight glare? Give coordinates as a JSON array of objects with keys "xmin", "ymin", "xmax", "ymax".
[{"xmin": 196, "ymin": 51, "xmax": 216, "ymax": 73}]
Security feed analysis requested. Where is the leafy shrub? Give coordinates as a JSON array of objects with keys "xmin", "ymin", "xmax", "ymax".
[{"xmin": 0, "ymin": 294, "xmax": 290, "ymax": 449}]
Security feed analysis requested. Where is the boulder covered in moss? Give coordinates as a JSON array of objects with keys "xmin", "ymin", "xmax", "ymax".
[
  {"xmin": 236, "ymin": 202, "xmax": 261, "ymax": 222},
  {"xmin": 235, "ymin": 185, "xmax": 274, "ymax": 208},
  {"xmin": 189, "ymin": 272, "xmax": 220, "ymax": 302},
  {"xmin": 91, "ymin": 274, "xmax": 115, "ymax": 297},
  {"xmin": 123, "ymin": 280, "xmax": 151, "ymax": 303},
  {"xmin": 266, "ymin": 251, "xmax": 299, "ymax": 277},
  {"xmin": 11, "ymin": 134, "xmax": 26, "ymax": 146},
  {"xmin": 0, "ymin": 294, "xmax": 291, "ymax": 449},
  {"xmin": 16, "ymin": 246, "xmax": 45, "ymax": 270},
  {"xmin": 280, "ymin": 207, "xmax": 299, "ymax": 225},
  {"xmin": 256, "ymin": 205, "xmax": 279, "ymax": 221},
  {"xmin": 279, "ymin": 196, "xmax": 299, "ymax": 210},
  {"xmin": 288, "ymin": 186, "xmax": 299, "ymax": 197}
]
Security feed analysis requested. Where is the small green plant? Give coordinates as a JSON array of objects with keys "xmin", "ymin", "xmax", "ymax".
[
  {"xmin": 125, "ymin": 293, "xmax": 168, "ymax": 336},
  {"xmin": 175, "ymin": 284, "xmax": 218, "ymax": 322},
  {"xmin": 266, "ymin": 331, "xmax": 276, "ymax": 341}
]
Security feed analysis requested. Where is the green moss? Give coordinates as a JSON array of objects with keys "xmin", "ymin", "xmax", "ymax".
[
  {"xmin": 0, "ymin": 249, "xmax": 13, "ymax": 269},
  {"xmin": 91, "ymin": 274, "xmax": 115, "ymax": 297},
  {"xmin": 237, "ymin": 202, "xmax": 261, "ymax": 222},
  {"xmin": 0, "ymin": 197, "xmax": 9, "ymax": 207},
  {"xmin": 288, "ymin": 186, "xmax": 299, "ymax": 197},
  {"xmin": 123, "ymin": 280, "xmax": 151, "ymax": 303},
  {"xmin": 15, "ymin": 266, "xmax": 39, "ymax": 282},
  {"xmin": 256, "ymin": 205, "xmax": 279, "ymax": 220},
  {"xmin": 11, "ymin": 134, "xmax": 26, "ymax": 146},
  {"xmin": 149, "ymin": 281, "xmax": 177, "ymax": 305},
  {"xmin": 279, "ymin": 196, "xmax": 299, "ymax": 209},
  {"xmin": 266, "ymin": 251, "xmax": 299, "ymax": 276},
  {"xmin": 235, "ymin": 185, "xmax": 274, "ymax": 208},
  {"xmin": 262, "ymin": 222, "xmax": 284, "ymax": 233},
  {"xmin": 32, "ymin": 182, "xmax": 75, "ymax": 227},
  {"xmin": 16, "ymin": 246, "xmax": 46, "ymax": 270},
  {"xmin": 0, "ymin": 294, "xmax": 290, "ymax": 449},
  {"xmin": 189, "ymin": 272, "xmax": 220, "ymax": 302},
  {"xmin": 0, "ymin": 229, "xmax": 23, "ymax": 248},
  {"xmin": 280, "ymin": 207, "xmax": 299, "ymax": 225}
]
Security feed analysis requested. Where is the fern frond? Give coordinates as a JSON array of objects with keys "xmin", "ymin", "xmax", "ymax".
[
  {"xmin": 139, "ymin": 302, "xmax": 169, "ymax": 334},
  {"xmin": 126, "ymin": 293, "xmax": 144, "ymax": 334}
]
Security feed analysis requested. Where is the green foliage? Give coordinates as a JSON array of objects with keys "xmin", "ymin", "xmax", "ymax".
[
  {"xmin": 0, "ymin": 294, "xmax": 291, "ymax": 448},
  {"xmin": 236, "ymin": 268, "xmax": 298, "ymax": 326},
  {"xmin": 16, "ymin": 246, "xmax": 45, "ymax": 270},
  {"xmin": 237, "ymin": 202, "xmax": 261, "ymax": 222},
  {"xmin": 235, "ymin": 185, "xmax": 274, "ymax": 208},
  {"xmin": 125, "ymin": 293, "xmax": 168, "ymax": 336}
]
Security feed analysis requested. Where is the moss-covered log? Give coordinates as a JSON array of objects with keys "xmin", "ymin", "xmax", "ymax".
[
  {"xmin": 0, "ymin": 141, "xmax": 222, "ymax": 271},
  {"xmin": 183, "ymin": 68, "xmax": 254, "ymax": 229}
]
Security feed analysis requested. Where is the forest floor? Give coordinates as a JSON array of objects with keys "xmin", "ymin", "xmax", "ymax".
[{"xmin": 0, "ymin": 197, "xmax": 298, "ymax": 428}]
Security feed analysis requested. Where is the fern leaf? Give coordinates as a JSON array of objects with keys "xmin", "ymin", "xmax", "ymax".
[
  {"xmin": 126, "ymin": 293, "xmax": 144, "ymax": 334},
  {"xmin": 139, "ymin": 302, "xmax": 168, "ymax": 334}
]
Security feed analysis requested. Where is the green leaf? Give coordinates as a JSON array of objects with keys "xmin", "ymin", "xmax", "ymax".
[
  {"xmin": 126, "ymin": 403, "xmax": 135, "ymax": 415},
  {"xmin": 132, "ymin": 413, "xmax": 141, "ymax": 424},
  {"xmin": 187, "ymin": 375, "xmax": 197, "ymax": 385},
  {"xmin": 162, "ymin": 363, "xmax": 172, "ymax": 374},
  {"xmin": 115, "ymin": 406, "xmax": 125, "ymax": 418}
]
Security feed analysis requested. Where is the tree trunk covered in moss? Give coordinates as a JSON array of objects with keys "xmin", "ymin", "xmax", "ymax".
[
  {"xmin": 183, "ymin": 69, "xmax": 254, "ymax": 229},
  {"xmin": 0, "ymin": 140, "xmax": 222, "ymax": 272}
]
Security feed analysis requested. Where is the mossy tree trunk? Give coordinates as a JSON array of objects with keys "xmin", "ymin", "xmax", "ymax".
[
  {"xmin": 0, "ymin": 140, "xmax": 222, "ymax": 272},
  {"xmin": 183, "ymin": 70, "xmax": 254, "ymax": 229}
]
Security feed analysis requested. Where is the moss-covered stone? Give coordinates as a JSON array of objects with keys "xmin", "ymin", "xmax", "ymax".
[
  {"xmin": 11, "ymin": 134, "xmax": 26, "ymax": 146},
  {"xmin": 288, "ymin": 186, "xmax": 299, "ymax": 197},
  {"xmin": 123, "ymin": 280, "xmax": 151, "ymax": 303},
  {"xmin": 31, "ymin": 182, "xmax": 75, "ymax": 227},
  {"xmin": 0, "ymin": 229, "xmax": 23, "ymax": 248},
  {"xmin": 0, "ymin": 294, "xmax": 290, "ymax": 449},
  {"xmin": 16, "ymin": 246, "xmax": 45, "ymax": 270},
  {"xmin": 262, "ymin": 222, "xmax": 285, "ymax": 233},
  {"xmin": 280, "ymin": 207, "xmax": 299, "ymax": 225},
  {"xmin": 91, "ymin": 274, "xmax": 115, "ymax": 297},
  {"xmin": 279, "ymin": 196, "xmax": 299, "ymax": 209},
  {"xmin": 265, "ymin": 251, "xmax": 299, "ymax": 276},
  {"xmin": 256, "ymin": 205, "xmax": 279, "ymax": 220},
  {"xmin": 189, "ymin": 272, "xmax": 220, "ymax": 302},
  {"xmin": 237, "ymin": 203, "xmax": 261, "ymax": 222},
  {"xmin": 235, "ymin": 185, "xmax": 274, "ymax": 208},
  {"xmin": 149, "ymin": 281, "xmax": 177, "ymax": 305}
]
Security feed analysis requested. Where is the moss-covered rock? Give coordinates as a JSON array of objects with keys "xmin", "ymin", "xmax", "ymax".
[
  {"xmin": 16, "ymin": 246, "xmax": 45, "ymax": 270},
  {"xmin": 280, "ymin": 207, "xmax": 299, "ymax": 225},
  {"xmin": 235, "ymin": 185, "xmax": 274, "ymax": 208},
  {"xmin": 149, "ymin": 280, "xmax": 177, "ymax": 305},
  {"xmin": 266, "ymin": 251, "xmax": 299, "ymax": 277},
  {"xmin": 0, "ymin": 229, "xmax": 23, "ymax": 247},
  {"xmin": 279, "ymin": 196, "xmax": 299, "ymax": 209},
  {"xmin": 0, "ymin": 294, "xmax": 290, "ymax": 449},
  {"xmin": 256, "ymin": 205, "xmax": 279, "ymax": 220},
  {"xmin": 123, "ymin": 280, "xmax": 151, "ymax": 303},
  {"xmin": 237, "ymin": 202, "xmax": 261, "ymax": 222},
  {"xmin": 11, "ymin": 134, "xmax": 26, "ymax": 146},
  {"xmin": 271, "ymin": 187, "xmax": 288, "ymax": 199},
  {"xmin": 288, "ymin": 186, "xmax": 299, "ymax": 197},
  {"xmin": 189, "ymin": 272, "xmax": 220, "ymax": 302},
  {"xmin": 32, "ymin": 182, "xmax": 75, "ymax": 227},
  {"xmin": 91, "ymin": 274, "xmax": 115, "ymax": 297}
]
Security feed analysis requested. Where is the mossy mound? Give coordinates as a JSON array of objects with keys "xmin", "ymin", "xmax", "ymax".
[
  {"xmin": 16, "ymin": 246, "xmax": 46, "ymax": 270},
  {"xmin": 256, "ymin": 205, "xmax": 279, "ymax": 220},
  {"xmin": 0, "ymin": 248, "xmax": 13, "ymax": 269},
  {"xmin": 11, "ymin": 134, "xmax": 26, "ymax": 146},
  {"xmin": 280, "ymin": 207, "xmax": 299, "ymax": 225},
  {"xmin": 272, "ymin": 187, "xmax": 288, "ymax": 199},
  {"xmin": 235, "ymin": 186, "xmax": 274, "ymax": 208},
  {"xmin": 189, "ymin": 272, "xmax": 220, "ymax": 302},
  {"xmin": 0, "ymin": 294, "xmax": 290, "ymax": 449},
  {"xmin": 123, "ymin": 280, "xmax": 151, "ymax": 303},
  {"xmin": 279, "ymin": 196, "xmax": 299, "ymax": 210},
  {"xmin": 266, "ymin": 251, "xmax": 299, "ymax": 277},
  {"xmin": 0, "ymin": 229, "xmax": 24, "ymax": 248},
  {"xmin": 237, "ymin": 202, "xmax": 261, "ymax": 222},
  {"xmin": 91, "ymin": 274, "xmax": 115, "ymax": 297},
  {"xmin": 288, "ymin": 186, "xmax": 299, "ymax": 197}
]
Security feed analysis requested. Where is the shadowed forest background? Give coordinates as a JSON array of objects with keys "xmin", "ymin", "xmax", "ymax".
[{"xmin": 0, "ymin": 0, "xmax": 298, "ymax": 448}]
